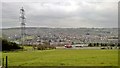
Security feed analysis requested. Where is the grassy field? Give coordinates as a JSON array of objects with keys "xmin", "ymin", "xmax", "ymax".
[{"xmin": 2, "ymin": 47, "xmax": 118, "ymax": 66}]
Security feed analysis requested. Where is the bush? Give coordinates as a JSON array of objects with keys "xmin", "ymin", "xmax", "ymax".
[
  {"xmin": 88, "ymin": 43, "xmax": 94, "ymax": 47},
  {"xmin": 1, "ymin": 39, "xmax": 22, "ymax": 51},
  {"xmin": 37, "ymin": 44, "xmax": 56, "ymax": 50}
]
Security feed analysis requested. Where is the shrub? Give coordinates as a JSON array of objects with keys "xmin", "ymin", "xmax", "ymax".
[
  {"xmin": 88, "ymin": 43, "xmax": 94, "ymax": 47},
  {"xmin": 1, "ymin": 39, "xmax": 22, "ymax": 51},
  {"xmin": 37, "ymin": 44, "xmax": 56, "ymax": 50}
]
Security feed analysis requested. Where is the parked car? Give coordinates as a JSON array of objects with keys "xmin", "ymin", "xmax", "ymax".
[{"xmin": 64, "ymin": 45, "xmax": 72, "ymax": 48}]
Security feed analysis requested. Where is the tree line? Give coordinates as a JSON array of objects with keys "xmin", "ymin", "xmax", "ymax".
[{"xmin": 88, "ymin": 43, "xmax": 119, "ymax": 47}]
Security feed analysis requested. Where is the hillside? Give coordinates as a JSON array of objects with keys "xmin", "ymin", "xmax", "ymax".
[
  {"xmin": 1, "ymin": 27, "xmax": 118, "ymax": 44},
  {"xmin": 1, "ymin": 27, "xmax": 118, "ymax": 38}
]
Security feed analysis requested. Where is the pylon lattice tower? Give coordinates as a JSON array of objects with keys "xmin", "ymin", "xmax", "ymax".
[{"xmin": 19, "ymin": 7, "xmax": 26, "ymax": 47}]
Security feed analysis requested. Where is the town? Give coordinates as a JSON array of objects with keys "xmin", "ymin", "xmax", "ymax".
[{"xmin": 2, "ymin": 27, "xmax": 118, "ymax": 49}]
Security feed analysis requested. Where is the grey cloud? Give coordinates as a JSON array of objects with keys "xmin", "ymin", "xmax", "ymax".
[{"xmin": 1, "ymin": 0, "xmax": 118, "ymax": 28}]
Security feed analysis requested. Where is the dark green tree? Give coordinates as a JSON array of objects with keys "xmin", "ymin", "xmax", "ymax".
[{"xmin": 1, "ymin": 39, "xmax": 22, "ymax": 51}]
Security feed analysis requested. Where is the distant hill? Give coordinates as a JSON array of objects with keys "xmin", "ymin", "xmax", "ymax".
[{"xmin": 1, "ymin": 27, "xmax": 118, "ymax": 39}]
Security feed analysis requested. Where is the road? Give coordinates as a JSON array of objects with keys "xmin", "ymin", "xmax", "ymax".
[{"xmin": 56, "ymin": 46, "xmax": 101, "ymax": 49}]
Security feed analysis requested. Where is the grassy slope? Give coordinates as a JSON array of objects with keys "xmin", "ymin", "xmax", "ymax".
[{"xmin": 2, "ymin": 47, "xmax": 118, "ymax": 66}]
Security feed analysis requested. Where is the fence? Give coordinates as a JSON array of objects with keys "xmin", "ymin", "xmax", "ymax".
[{"xmin": 2, "ymin": 56, "xmax": 8, "ymax": 68}]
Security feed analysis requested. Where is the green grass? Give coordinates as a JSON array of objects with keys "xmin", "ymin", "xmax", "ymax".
[{"xmin": 2, "ymin": 47, "xmax": 118, "ymax": 66}]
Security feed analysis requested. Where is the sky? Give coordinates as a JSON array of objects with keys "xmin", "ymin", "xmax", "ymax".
[{"xmin": 1, "ymin": 0, "xmax": 119, "ymax": 28}]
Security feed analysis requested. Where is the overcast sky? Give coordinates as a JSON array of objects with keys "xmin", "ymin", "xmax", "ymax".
[{"xmin": 1, "ymin": 0, "xmax": 119, "ymax": 28}]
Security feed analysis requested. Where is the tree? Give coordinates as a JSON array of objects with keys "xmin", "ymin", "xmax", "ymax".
[
  {"xmin": 1, "ymin": 38, "xmax": 22, "ymax": 51},
  {"xmin": 88, "ymin": 43, "xmax": 92, "ymax": 47}
]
